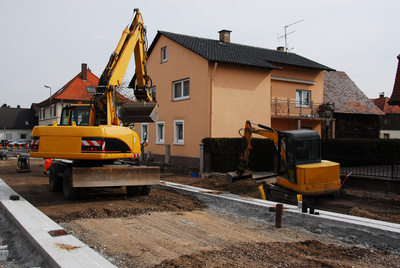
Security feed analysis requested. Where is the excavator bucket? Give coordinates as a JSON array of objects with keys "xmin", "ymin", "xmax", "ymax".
[
  {"xmin": 118, "ymin": 102, "xmax": 159, "ymax": 123},
  {"xmin": 226, "ymin": 170, "xmax": 253, "ymax": 184}
]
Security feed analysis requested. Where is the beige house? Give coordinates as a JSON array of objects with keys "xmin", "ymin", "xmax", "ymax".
[{"xmin": 142, "ymin": 30, "xmax": 334, "ymax": 166}]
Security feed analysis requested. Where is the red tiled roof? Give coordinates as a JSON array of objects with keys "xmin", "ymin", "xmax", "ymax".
[
  {"xmin": 388, "ymin": 55, "xmax": 400, "ymax": 105},
  {"xmin": 371, "ymin": 95, "xmax": 400, "ymax": 114},
  {"xmin": 37, "ymin": 67, "xmax": 132, "ymax": 106}
]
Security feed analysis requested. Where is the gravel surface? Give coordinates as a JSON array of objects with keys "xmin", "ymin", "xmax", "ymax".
[{"xmin": 0, "ymin": 158, "xmax": 399, "ymax": 267}]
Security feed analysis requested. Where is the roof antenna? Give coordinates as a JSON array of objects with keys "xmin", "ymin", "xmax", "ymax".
[{"xmin": 278, "ymin": 19, "xmax": 304, "ymax": 53}]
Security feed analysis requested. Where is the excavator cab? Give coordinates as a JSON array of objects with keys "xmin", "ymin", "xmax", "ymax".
[
  {"xmin": 279, "ymin": 130, "xmax": 321, "ymax": 184},
  {"xmin": 60, "ymin": 105, "xmax": 93, "ymax": 126}
]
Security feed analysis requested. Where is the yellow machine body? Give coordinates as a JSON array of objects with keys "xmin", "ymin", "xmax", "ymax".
[
  {"xmin": 277, "ymin": 160, "xmax": 341, "ymax": 196},
  {"xmin": 30, "ymin": 124, "xmax": 140, "ymax": 160}
]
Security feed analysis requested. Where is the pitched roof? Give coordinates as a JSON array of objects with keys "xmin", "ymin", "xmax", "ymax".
[
  {"xmin": 37, "ymin": 67, "xmax": 132, "ymax": 106},
  {"xmin": 388, "ymin": 55, "xmax": 400, "ymax": 105},
  {"xmin": 371, "ymin": 95, "xmax": 400, "ymax": 114},
  {"xmin": 148, "ymin": 31, "xmax": 335, "ymax": 71},
  {"xmin": 0, "ymin": 105, "xmax": 37, "ymax": 129},
  {"xmin": 324, "ymin": 71, "xmax": 383, "ymax": 115}
]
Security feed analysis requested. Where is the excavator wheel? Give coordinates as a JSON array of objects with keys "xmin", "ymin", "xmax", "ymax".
[
  {"xmin": 126, "ymin": 185, "xmax": 151, "ymax": 196},
  {"xmin": 141, "ymin": 185, "xmax": 151, "ymax": 196},
  {"xmin": 49, "ymin": 163, "xmax": 64, "ymax": 192},
  {"xmin": 63, "ymin": 167, "xmax": 80, "ymax": 200}
]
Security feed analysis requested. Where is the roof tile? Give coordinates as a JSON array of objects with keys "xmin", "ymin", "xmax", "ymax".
[
  {"xmin": 324, "ymin": 71, "xmax": 383, "ymax": 115},
  {"xmin": 37, "ymin": 68, "xmax": 131, "ymax": 106},
  {"xmin": 149, "ymin": 31, "xmax": 334, "ymax": 71}
]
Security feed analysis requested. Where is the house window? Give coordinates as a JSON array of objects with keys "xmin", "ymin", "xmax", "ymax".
[
  {"xmin": 141, "ymin": 123, "xmax": 148, "ymax": 143},
  {"xmin": 296, "ymin": 90, "xmax": 311, "ymax": 108},
  {"xmin": 156, "ymin": 121, "xmax": 165, "ymax": 144},
  {"xmin": 41, "ymin": 107, "xmax": 45, "ymax": 119},
  {"xmin": 173, "ymin": 79, "xmax": 190, "ymax": 101},
  {"xmin": 161, "ymin": 47, "xmax": 167, "ymax": 62},
  {"xmin": 52, "ymin": 104, "xmax": 56, "ymax": 117},
  {"xmin": 383, "ymin": 133, "xmax": 390, "ymax": 139},
  {"xmin": 20, "ymin": 133, "xmax": 27, "ymax": 139},
  {"xmin": 86, "ymin": 86, "xmax": 96, "ymax": 93},
  {"xmin": 174, "ymin": 120, "xmax": 184, "ymax": 145}
]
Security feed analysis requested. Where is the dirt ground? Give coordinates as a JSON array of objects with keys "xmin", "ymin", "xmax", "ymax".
[{"xmin": 0, "ymin": 158, "xmax": 400, "ymax": 267}]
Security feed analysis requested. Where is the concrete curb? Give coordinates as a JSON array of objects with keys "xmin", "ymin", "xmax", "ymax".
[
  {"xmin": 158, "ymin": 181, "xmax": 400, "ymax": 253},
  {"xmin": 0, "ymin": 179, "xmax": 116, "ymax": 268}
]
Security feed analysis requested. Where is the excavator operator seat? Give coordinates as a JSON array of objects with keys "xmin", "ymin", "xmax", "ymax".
[{"xmin": 60, "ymin": 105, "xmax": 91, "ymax": 126}]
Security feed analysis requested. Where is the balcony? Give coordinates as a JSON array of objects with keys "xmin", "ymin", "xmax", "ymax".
[{"xmin": 271, "ymin": 98, "xmax": 323, "ymax": 119}]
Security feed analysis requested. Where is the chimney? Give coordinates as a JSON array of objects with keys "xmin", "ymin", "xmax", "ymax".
[
  {"xmin": 277, "ymin": 46, "xmax": 285, "ymax": 52},
  {"xmin": 379, "ymin": 92, "xmax": 385, "ymax": 98},
  {"xmin": 218, "ymin": 30, "xmax": 231, "ymax": 43},
  {"xmin": 81, "ymin": 63, "xmax": 87, "ymax": 81}
]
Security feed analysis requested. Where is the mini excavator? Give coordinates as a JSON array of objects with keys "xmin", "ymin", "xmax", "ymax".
[{"xmin": 227, "ymin": 120, "xmax": 341, "ymax": 204}]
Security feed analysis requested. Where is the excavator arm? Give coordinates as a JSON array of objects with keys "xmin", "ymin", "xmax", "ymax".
[
  {"xmin": 95, "ymin": 8, "xmax": 157, "ymax": 125},
  {"xmin": 227, "ymin": 120, "xmax": 286, "ymax": 183},
  {"xmin": 237, "ymin": 121, "xmax": 286, "ymax": 172}
]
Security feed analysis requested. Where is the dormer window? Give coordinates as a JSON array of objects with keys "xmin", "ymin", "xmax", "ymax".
[{"xmin": 86, "ymin": 86, "xmax": 96, "ymax": 93}]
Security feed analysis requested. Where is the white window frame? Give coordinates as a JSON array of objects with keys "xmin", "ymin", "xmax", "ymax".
[
  {"xmin": 173, "ymin": 120, "xmax": 184, "ymax": 145},
  {"xmin": 296, "ymin": 89, "xmax": 311, "ymax": 108},
  {"xmin": 141, "ymin": 123, "xmax": 149, "ymax": 143},
  {"xmin": 161, "ymin": 47, "xmax": 167, "ymax": 62},
  {"xmin": 51, "ymin": 104, "xmax": 56, "ymax": 117},
  {"xmin": 156, "ymin": 121, "xmax": 165, "ymax": 144},
  {"xmin": 40, "ymin": 107, "xmax": 45, "ymax": 119},
  {"xmin": 173, "ymin": 78, "xmax": 190, "ymax": 101}
]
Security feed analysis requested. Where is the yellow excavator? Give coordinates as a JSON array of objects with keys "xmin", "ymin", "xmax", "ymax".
[
  {"xmin": 30, "ymin": 9, "xmax": 160, "ymax": 199},
  {"xmin": 228, "ymin": 120, "xmax": 341, "ymax": 204}
]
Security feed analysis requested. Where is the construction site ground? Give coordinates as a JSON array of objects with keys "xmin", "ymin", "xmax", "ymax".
[{"xmin": 0, "ymin": 158, "xmax": 400, "ymax": 267}]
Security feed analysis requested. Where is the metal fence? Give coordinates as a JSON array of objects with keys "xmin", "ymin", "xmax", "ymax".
[
  {"xmin": 323, "ymin": 155, "xmax": 400, "ymax": 180},
  {"xmin": 339, "ymin": 164, "xmax": 400, "ymax": 180},
  {"xmin": 271, "ymin": 98, "xmax": 322, "ymax": 117}
]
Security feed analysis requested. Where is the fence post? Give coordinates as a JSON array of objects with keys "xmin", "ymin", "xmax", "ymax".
[
  {"xmin": 200, "ymin": 144, "xmax": 204, "ymax": 174},
  {"xmin": 311, "ymin": 100, "xmax": 314, "ymax": 115},
  {"xmin": 165, "ymin": 144, "xmax": 170, "ymax": 165}
]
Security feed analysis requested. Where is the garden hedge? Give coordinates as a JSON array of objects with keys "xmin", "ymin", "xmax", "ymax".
[{"xmin": 202, "ymin": 137, "xmax": 400, "ymax": 172}]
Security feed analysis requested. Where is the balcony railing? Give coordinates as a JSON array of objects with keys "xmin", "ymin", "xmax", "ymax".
[{"xmin": 271, "ymin": 98, "xmax": 322, "ymax": 118}]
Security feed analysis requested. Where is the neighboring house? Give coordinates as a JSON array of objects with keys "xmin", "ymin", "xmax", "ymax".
[
  {"xmin": 0, "ymin": 104, "xmax": 38, "ymax": 142},
  {"xmin": 381, "ymin": 54, "xmax": 400, "ymax": 139},
  {"xmin": 324, "ymin": 71, "xmax": 383, "ymax": 139},
  {"xmin": 35, "ymin": 63, "xmax": 132, "ymax": 126},
  {"xmin": 371, "ymin": 93, "xmax": 400, "ymax": 138},
  {"xmin": 142, "ymin": 30, "xmax": 334, "ymax": 166}
]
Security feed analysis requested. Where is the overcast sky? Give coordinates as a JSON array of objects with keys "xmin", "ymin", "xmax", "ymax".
[{"xmin": 1, "ymin": 0, "xmax": 399, "ymax": 108}]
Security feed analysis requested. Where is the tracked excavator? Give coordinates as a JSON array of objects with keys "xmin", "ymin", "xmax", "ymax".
[
  {"xmin": 30, "ymin": 9, "xmax": 160, "ymax": 200},
  {"xmin": 227, "ymin": 121, "xmax": 341, "ymax": 204}
]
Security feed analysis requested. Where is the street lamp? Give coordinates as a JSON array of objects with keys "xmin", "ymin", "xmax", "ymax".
[
  {"xmin": 44, "ymin": 85, "xmax": 52, "ymax": 123},
  {"xmin": 323, "ymin": 102, "xmax": 335, "ymax": 141}
]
